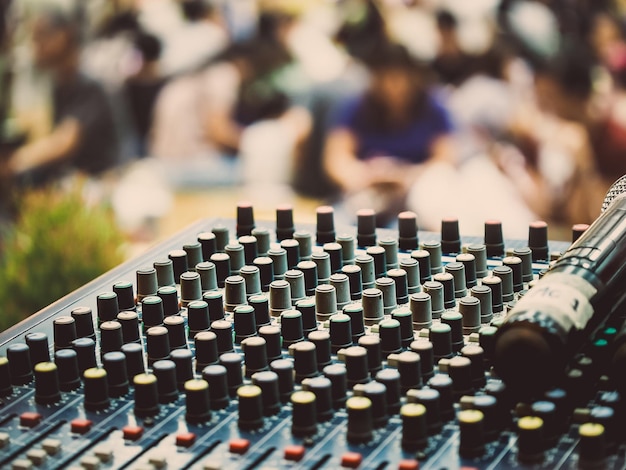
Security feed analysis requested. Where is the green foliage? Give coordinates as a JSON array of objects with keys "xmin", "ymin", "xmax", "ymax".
[{"xmin": 0, "ymin": 186, "xmax": 125, "ymax": 332}]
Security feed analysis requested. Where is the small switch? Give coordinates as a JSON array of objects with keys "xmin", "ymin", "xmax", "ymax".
[
  {"xmin": 26, "ymin": 449, "xmax": 47, "ymax": 466},
  {"xmin": 11, "ymin": 460, "xmax": 33, "ymax": 470},
  {"xmin": 284, "ymin": 445, "xmax": 305, "ymax": 461},
  {"xmin": 0, "ymin": 432, "xmax": 10, "ymax": 449},
  {"xmin": 341, "ymin": 452, "xmax": 362, "ymax": 468},
  {"xmin": 228, "ymin": 438, "xmax": 250, "ymax": 454},
  {"xmin": 148, "ymin": 455, "xmax": 167, "ymax": 468},
  {"xmin": 122, "ymin": 425, "xmax": 143, "ymax": 441},
  {"xmin": 93, "ymin": 446, "xmax": 112, "ymax": 463},
  {"xmin": 71, "ymin": 419, "xmax": 93, "ymax": 434},
  {"xmin": 20, "ymin": 412, "xmax": 42, "ymax": 427},
  {"xmin": 398, "ymin": 460, "xmax": 419, "ymax": 470},
  {"xmin": 42, "ymin": 439, "xmax": 61, "ymax": 455},
  {"xmin": 176, "ymin": 432, "xmax": 196, "ymax": 447},
  {"xmin": 80, "ymin": 455, "xmax": 101, "ymax": 470}
]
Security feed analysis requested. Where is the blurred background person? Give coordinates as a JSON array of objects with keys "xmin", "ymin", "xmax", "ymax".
[
  {"xmin": 150, "ymin": 7, "xmax": 310, "ymax": 197},
  {"xmin": 520, "ymin": 45, "xmax": 604, "ymax": 224},
  {"xmin": 159, "ymin": 0, "xmax": 227, "ymax": 77},
  {"xmin": 123, "ymin": 31, "xmax": 167, "ymax": 156},
  {"xmin": 431, "ymin": 9, "xmax": 474, "ymax": 87},
  {"xmin": 6, "ymin": 7, "xmax": 119, "ymax": 186},
  {"xmin": 324, "ymin": 42, "xmax": 455, "ymax": 225}
]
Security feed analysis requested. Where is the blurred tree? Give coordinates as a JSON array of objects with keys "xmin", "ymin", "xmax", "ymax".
[{"xmin": 0, "ymin": 184, "xmax": 124, "ymax": 331}]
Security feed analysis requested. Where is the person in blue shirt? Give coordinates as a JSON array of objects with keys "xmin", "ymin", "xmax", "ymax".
[{"xmin": 323, "ymin": 43, "xmax": 455, "ymax": 213}]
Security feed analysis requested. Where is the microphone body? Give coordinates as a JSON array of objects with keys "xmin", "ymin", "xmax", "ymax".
[{"xmin": 494, "ymin": 193, "xmax": 626, "ymax": 398}]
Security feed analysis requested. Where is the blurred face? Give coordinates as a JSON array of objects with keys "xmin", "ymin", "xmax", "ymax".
[
  {"xmin": 32, "ymin": 17, "xmax": 73, "ymax": 69},
  {"xmin": 371, "ymin": 67, "xmax": 417, "ymax": 108},
  {"xmin": 591, "ymin": 14, "xmax": 622, "ymax": 64},
  {"xmin": 534, "ymin": 74, "xmax": 568, "ymax": 118}
]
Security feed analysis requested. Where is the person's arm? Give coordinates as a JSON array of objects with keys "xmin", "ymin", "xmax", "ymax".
[
  {"xmin": 428, "ymin": 134, "xmax": 456, "ymax": 165},
  {"xmin": 562, "ymin": 122, "xmax": 604, "ymax": 223},
  {"xmin": 8, "ymin": 118, "xmax": 80, "ymax": 175},
  {"xmin": 323, "ymin": 128, "xmax": 372, "ymax": 193},
  {"xmin": 205, "ymin": 106, "xmax": 243, "ymax": 153},
  {"xmin": 202, "ymin": 63, "xmax": 244, "ymax": 153},
  {"xmin": 491, "ymin": 141, "xmax": 553, "ymax": 220},
  {"xmin": 390, "ymin": 133, "xmax": 457, "ymax": 189}
]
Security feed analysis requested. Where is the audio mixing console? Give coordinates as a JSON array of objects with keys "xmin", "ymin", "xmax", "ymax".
[{"xmin": 0, "ymin": 204, "xmax": 621, "ymax": 470}]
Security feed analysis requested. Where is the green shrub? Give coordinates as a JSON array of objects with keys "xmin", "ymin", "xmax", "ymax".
[{"xmin": 0, "ymin": 186, "xmax": 125, "ymax": 331}]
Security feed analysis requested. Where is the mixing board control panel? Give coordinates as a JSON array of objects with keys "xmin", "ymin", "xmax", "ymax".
[{"xmin": 0, "ymin": 204, "xmax": 621, "ymax": 470}]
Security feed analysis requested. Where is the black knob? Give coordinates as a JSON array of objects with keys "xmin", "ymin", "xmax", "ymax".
[
  {"xmin": 304, "ymin": 376, "xmax": 333, "ymax": 422},
  {"xmin": 233, "ymin": 305, "xmax": 257, "ymax": 343},
  {"xmin": 114, "ymin": 280, "xmax": 136, "ymax": 311},
  {"xmin": 54, "ymin": 349, "xmax": 80, "ymax": 392},
  {"xmin": 97, "ymin": 291, "xmax": 119, "ymax": 323},
  {"xmin": 168, "ymin": 249, "xmax": 189, "ymax": 280},
  {"xmin": 187, "ymin": 300, "xmax": 210, "ymax": 336},
  {"xmin": 7, "ymin": 343, "xmax": 32, "ymax": 385},
  {"xmin": 281, "ymin": 309, "xmax": 304, "ymax": 347},
  {"xmin": 375, "ymin": 368, "xmax": 401, "ymax": 414},
  {"xmin": 141, "ymin": 296, "xmax": 165, "ymax": 329},
  {"xmin": 100, "ymin": 320, "xmax": 123, "ymax": 357},
  {"xmin": 170, "ymin": 348, "xmax": 194, "ymax": 390},
  {"xmin": 146, "ymin": 326, "xmax": 171, "ymax": 364},
  {"xmin": 220, "ymin": 352, "xmax": 243, "ymax": 397},
  {"xmin": 270, "ymin": 359, "xmax": 294, "ymax": 403},
  {"xmin": 184, "ymin": 242, "xmax": 204, "ymax": 271},
  {"xmin": 329, "ymin": 313, "xmax": 352, "ymax": 352},
  {"xmin": 459, "ymin": 409, "xmax": 486, "ymax": 458},
  {"xmin": 26, "ymin": 332, "xmax": 51, "ymax": 366},
  {"xmin": 133, "ymin": 373, "xmax": 160, "ymax": 417},
  {"xmin": 0, "ymin": 351, "xmax": 11, "ymax": 397},
  {"xmin": 356, "ymin": 381, "xmax": 388, "ymax": 427},
  {"xmin": 401, "ymin": 403, "xmax": 428, "ymax": 450},
  {"xmin": 152, "ymin": 359, "xmax": 178, "ymax": 404},
  {"xmin": 252, "ymin": 370, "xmax": 281, "ymax": 416},
  {"xmin": 346, "ymin": 396, "xmax": 374, "ymax": 443},
  {"xmin": 344, "ymin": 346, "xmax": 369, "ymax": 387},
  {"xmin": 180, "ymin": 271, "xmax": 202, "ymax": 306},
  {"xmin": 484, "ymin": 220, "xmax": 504, "ymax": 257},
  {"xmin": 398, "ymin": 211, "xmax": 419, "ymax": 250},
  {"xmin": 517, "ymin": 416, "xmax": 545, "ymax": 463},
  {"xmin": 323, "ymin": 363, "xmax": 347, "ymax": 409},
  {"xmin": 53, "ymin": 315, "xmax": 77, "ymax": 350},
  {"xmin": 122, "ymin": 342, "xmax": 145, "ymax": 380},
  {"xmin": 153, "ymin": 260, "xmax": 175, "ymax": 288},
  {"xmin": 291, "ymin": 390, "xmax": 317, "ymax": 436},
  {"xmin": 103, "ymin": 351, "xmax": 129, "ymax": 398},
  {"xmin": 72, "ymin": 338, "xmax": 97, "ymax": 373},
  {"xmin": 202, "ymin": 364, "xmax": 230, "ymax": 410},
  {"xmin": 194, "ymin": 331, "xmax": 218, "ymax": 371},
  {"xmin": 137, "ymin": 266, "xmax": 159, "ymax": 300},
  {"xmin": 185, "ymin": 379, "xmax": 212, "ymax": 423},
  {"xmin": 292, "ymin": 341, "xmax": 318, "ymax": 382},
  {"xmin": 84, "ymin": 367, "xmax": 110, "ymax": 411},
  {"xmin": 242, "ymin": 336, "xmax": 268, "ymax": 377},
  {"xmin": 34, "ymin": 362, "xmax": 61, "ymax": 404},
  {"xmin": 117, "ymin": 311, "xmax": 141, "ymax": 344},
  {"xmin": 71, "ymin": 306, "xmax": 95, "ymax": 339},
  {"xmin": 237, "ymin": 384, "xmax": 264, "ymax": 430},
  {"xmin": 164, "ymin": 315, "xmax": 187, "ymax": 349}
]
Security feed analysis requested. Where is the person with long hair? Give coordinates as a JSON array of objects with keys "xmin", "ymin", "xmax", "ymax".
[{"xmin": 323, "ymin": 42, "xmax": 455, "ymax": 220}]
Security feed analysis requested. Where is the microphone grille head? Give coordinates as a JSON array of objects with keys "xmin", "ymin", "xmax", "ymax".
[{"xmin": 602, "ymin": 174, "xmax": 626, "ymax": 212}]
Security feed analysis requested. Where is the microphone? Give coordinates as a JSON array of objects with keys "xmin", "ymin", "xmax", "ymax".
[{"xmin": 494, "ymin": 175, "xmax": 626, "ymax": 398}]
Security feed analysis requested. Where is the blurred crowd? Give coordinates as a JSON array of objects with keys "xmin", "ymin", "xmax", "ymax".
[{"xmin": 2, "ymin": 0, "xmax": 626, "ymax": 238}]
